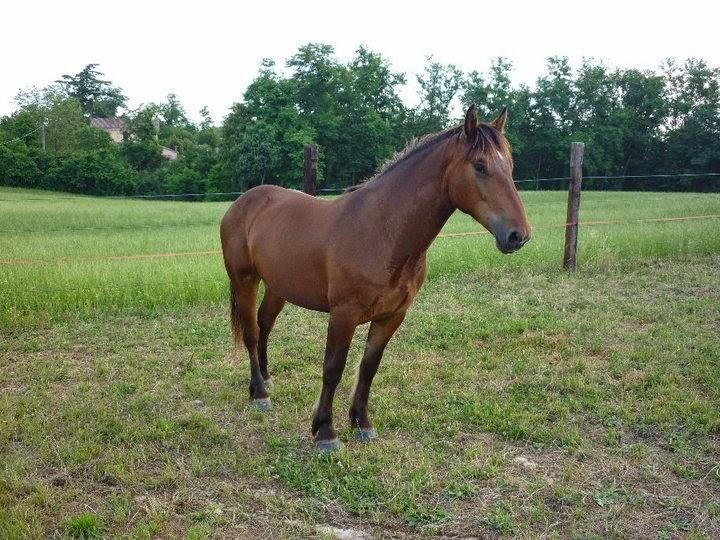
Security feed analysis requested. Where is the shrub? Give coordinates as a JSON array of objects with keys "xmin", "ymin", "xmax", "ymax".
[
  {"xmin": 0, "ymin": 143, "xmax": 42, "ymax": 187},
  {"xmin": 47, "ymin": 148, "xmax": 136, "ymax": 195}
]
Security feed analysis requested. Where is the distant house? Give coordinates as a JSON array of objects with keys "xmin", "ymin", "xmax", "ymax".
[
  {"xmin": 90, "ymin": 116, "xmax": 178, "ymax": 160},
  {"xmin": 90, "ymin": 117, "xmax": 126, "ymax": 143},
  {"xmin": 161, "ymin": 146, "xmax": 179, "ymax": 160}
]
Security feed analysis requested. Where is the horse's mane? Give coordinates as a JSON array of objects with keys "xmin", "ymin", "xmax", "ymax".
[
  {"xmin": 375, "ymin": 126, "xmax": 462, "ymax": 178},
  {"xmin": 345, "ymin": 122, "xmax": 511, "ymax": 193}
]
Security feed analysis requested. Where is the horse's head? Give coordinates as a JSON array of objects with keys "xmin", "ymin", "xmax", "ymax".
[{"xmin": 444, "ymin": 105, "xmax": 531, "ymax": 253}]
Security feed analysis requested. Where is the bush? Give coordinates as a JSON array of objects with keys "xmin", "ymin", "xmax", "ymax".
[
  {"xmin": 0, "ymin": 142, "xmax": 42, "ymax": 187},
  {"xmin": 47, "ymin": 148, "xmax": 136, "ymax": 195},
  {"xmin": 161, "ymin": 162, "xmax": 207, "ymax": 194},
  {"xmin": 119, "ymin": 139, "xmax": 164, "ymax": 171}
]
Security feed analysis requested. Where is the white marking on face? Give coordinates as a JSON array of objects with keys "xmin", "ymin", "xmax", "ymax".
[{"xmin": 496, "ymin": 150, "xmax": 505, "ymax": 162}]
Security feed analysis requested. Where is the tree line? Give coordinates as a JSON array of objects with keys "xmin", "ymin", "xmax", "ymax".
[{"xmin": 1, "ymin": 46, "xmax": 719, "ymax": 196}]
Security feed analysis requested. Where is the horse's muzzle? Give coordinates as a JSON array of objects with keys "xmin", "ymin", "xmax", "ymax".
[{"xmin": 495, "ymin": 228, "xmax": 531, "ymax": 254}]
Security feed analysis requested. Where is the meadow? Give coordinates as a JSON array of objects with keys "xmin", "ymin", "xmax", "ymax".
[{"xmin": 1, "ymin": 186, "xmax": 719, "ymax": 538}]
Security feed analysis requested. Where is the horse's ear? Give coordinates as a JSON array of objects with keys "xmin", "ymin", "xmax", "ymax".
[
  {"xmin": 492, "ymin": 107, "xmax": 508, "ymax": 132},
  {"xmin": 463, "ymin": 104, "xmax": 478, "ymax": 140}
]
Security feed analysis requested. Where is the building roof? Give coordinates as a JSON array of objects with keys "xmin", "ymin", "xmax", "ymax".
[
  {"xmin": 90, "ymin": 117, "xmax": 125, "ymax": 130},
  {"xmin": 161, "ymin": 146, "xmax": 179, "ymax": 160}
]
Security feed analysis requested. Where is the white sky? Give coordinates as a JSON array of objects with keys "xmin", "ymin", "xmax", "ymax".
[{"xmin": 2, "ymin": 0, "xmax": 718, "ymax": 124}]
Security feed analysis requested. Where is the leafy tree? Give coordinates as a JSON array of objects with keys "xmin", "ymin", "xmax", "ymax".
[
  {"xmin": 6, "ymin": 87, "xmax": 89, "ymax": 153},
  {"xmin": 56, "ymin": 64, "xmax": 127, "ymax": 117},
  {"xmin": 197, "ymin": 106, "xmax": 220, "ymax": 147},
  {"xmin": 120, "ymin": 106, "xmax": 163, "ymax": 171},
  {"xmin": 615, "ymin": 69, "xmax": 668, "ymax": 179},
  {"xmin": 160, "ymin": 93, "xmax": 189, "ymax": 127},
  {"xmin": 350, "ymin": 46, "xmax": 407, "ymax": 117},
  {"xmin": 571, "ymin": 60, "xmax": 625, "ymax": 177},
  {"xmin": 464, "ymin": 57, "xmax": 515, "ymax": 119},
  {"xmin": 330, "ymin": 47, "xmax": 408, "ymax": 184},
  {"xmin": 286, "ymin": 44, "xmax": 344, "ymax": 182},
  {"xmin": 4, "ymin": 50, "xmax": 720, "ymax": 196},
  {"xmin": 662, "ymin": 59, "xmax": 720, "ymax": 186},
  {"xmin": 218, "ymin": 107, "xmax": 282, "ymax": 188},
  {"xmin": 416, "ymin": 56, "xmax": 463, "ymax": 132},
  {"xmin": 463, "ymin": 58, "xmax": 533, "ymax": 170}
]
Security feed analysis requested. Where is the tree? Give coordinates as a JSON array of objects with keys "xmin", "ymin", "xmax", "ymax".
[
  {"xmin": 415, "ymin": 56, "xmax": 463, "ymax": 132},
  {"xmin": 615, "ymin": 69, "xmax": 668, "ymax": 179},
  {"xmin": 464, "ymin": 57, "xmax": 515, "ymax": 119},
  {"xmin": 662, "ymin": 59, "xmax": 720, "ymax": 184},
  {"xmin": 286, "ymin": 44, "xmax": 345, "ymax": 182},
  {"xmin": 330, "ymin": 47, "xmax": 408, "ymax": 184},
  {"xmin": 197, "ymin": 106, "xmax": 220, "ymax": 148},
  {"xmin": 160, "ymin": 93, "xmax": 190, "ymax": 127},
  {"xmin": 215, "ymin": 59, "xmax": 305, "ymax": 191},
  {"xmin": 217, "ymin": 106, "xmax": 282, "ymax": 189},
  {"xmin": 56, "ymin": 64, "xmax": 127, "ymax": 117},
  {"xmin": 120, "ymin": 106, "xmax": 163, "ymax": 171},
  {"xmin": 463, "ymin": 58, "xmax": 533, "ymax": 171},
  {"xmin": 571, "ymin": 59, "xmax": 624, "ymax": 177},
  {"xmin": 5, "ymin": 51, "xmax": 720, "ymax": 196}
]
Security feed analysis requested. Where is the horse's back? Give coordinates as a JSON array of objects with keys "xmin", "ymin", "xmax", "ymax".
[{"xmin": 222, "ymin": 184, "xmax": 325, "ymax": 237}]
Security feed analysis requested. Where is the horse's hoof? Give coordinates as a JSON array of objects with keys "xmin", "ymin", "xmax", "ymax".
[
  {"xmin": 251, "ymin": 397, "xmax": 272, "ymax": 412},
  {"xmin": 315, "ymin": 438, "xmax": 343, "ymax": 453},
  {"xmin": 263, "ymin": 378, "xmax": 274, "ymax": 391},
  {"xmin": 354, "ymin": 428, "xmax": 378, "ymax": 442}
]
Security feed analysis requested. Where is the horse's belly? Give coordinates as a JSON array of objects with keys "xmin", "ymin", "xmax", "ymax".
[
  {"xmin": 253, "ymin": 244, "xmax": 331, "ymax": 312},
  {"xmin": 265, "ymin": 278, "xmax": 331, "ymax": 312}
]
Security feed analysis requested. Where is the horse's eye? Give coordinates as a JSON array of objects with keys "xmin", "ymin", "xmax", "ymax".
[{"xmin": 474, "ymin": 163, "xmax": 487, "ymax": 175}]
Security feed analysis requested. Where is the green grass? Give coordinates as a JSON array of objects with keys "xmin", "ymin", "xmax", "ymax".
[
  {"xmin": 1, "ymin": 186, "xmax": 719, "ymax": 538},
  {"xmin": 1, "ymin": 186, "xmax": 719, "ymax": 327}
]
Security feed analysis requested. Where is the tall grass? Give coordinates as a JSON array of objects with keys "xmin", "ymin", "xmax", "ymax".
[{"xmin": 1, "ymin": 186, "xmax": 719, "ymax": 327}]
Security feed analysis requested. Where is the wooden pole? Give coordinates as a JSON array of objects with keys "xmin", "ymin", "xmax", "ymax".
[
  {"xmin": 303, "ymin": 144, "xmax": 317, "ymax": 196},
  {"xmin": 40, "ymin": 122, "xmax": 46, "ymax": 151},
  {"xmin": 563, "ymin": 142, "xmax": 585, "ymax": 271}
]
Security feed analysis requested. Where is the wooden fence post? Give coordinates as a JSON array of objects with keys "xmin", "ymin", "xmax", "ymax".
[
  {"xmin": 303, "ymin": 144, "xmax": 317, "ymax": 195},
  {"xmin": 563, "ymin": 142, "xmax": 585, "ymax": 271}
]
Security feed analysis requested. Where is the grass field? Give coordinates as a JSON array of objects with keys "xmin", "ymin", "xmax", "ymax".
[{"xmin": 1, "ymin": 186, "xmax": 719, "ymax": 538}]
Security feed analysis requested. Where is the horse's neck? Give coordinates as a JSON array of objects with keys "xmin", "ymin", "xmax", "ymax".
[{"xmin": 365, "ymin": 143, "xmax": 455, "ymax": 261}]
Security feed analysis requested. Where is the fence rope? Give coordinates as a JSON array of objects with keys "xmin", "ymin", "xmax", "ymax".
[{"xmin": 2, "ymin": 213, "xmax": 719, "ymax": 267}]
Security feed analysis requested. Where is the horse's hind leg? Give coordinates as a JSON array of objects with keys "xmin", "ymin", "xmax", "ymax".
[
  {"xmin": 229, "ymin": 273, "xmax": 271, "ymax": 410},
  {"xmin": 257, "ymin": 288, "xmax": 286, "ymax": 386}
]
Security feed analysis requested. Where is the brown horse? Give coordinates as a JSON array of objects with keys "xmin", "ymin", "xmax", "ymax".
[{"xmin": 220, "ymin": 105, "xmax": 531, "ymax": 451}]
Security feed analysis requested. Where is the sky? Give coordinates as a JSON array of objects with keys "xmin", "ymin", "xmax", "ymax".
[{"xmin": 2, "ymin": 0, "xmax": 718, "ymax": 123}]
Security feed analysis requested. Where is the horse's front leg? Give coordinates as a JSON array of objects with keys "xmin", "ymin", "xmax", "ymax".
[
  {"xmin": 312, "ymin": 310, "xmax": 357, "ymax": 451},
  {"xmin": 349, "ymin": 311, "xmax": 406, "ymax": 441}
]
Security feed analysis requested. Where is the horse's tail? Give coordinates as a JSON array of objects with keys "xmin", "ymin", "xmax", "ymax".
[{"xmin": 229, "ymin": 281, "xmax": 244, "ymax": 346}]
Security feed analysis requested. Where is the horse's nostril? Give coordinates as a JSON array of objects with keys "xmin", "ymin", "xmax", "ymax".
[{"xmin": 508, "ymin": 230, "xmax": 522, "ymax": 246}]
